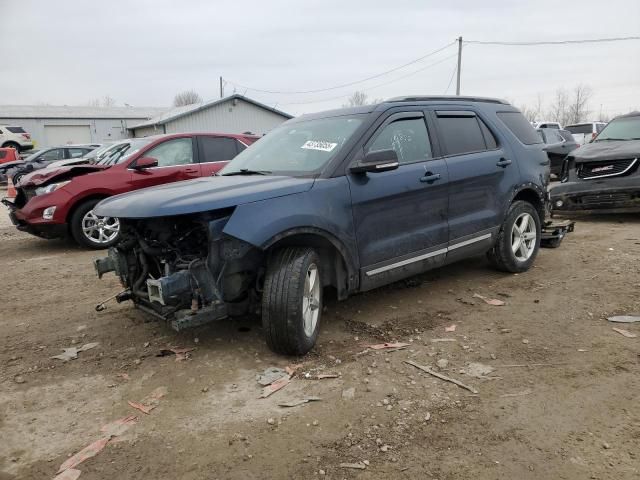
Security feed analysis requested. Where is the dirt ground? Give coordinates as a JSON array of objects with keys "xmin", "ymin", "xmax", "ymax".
[{"xmin": 1, "ymin": 188, "xmax": 639, "ymax": 480}]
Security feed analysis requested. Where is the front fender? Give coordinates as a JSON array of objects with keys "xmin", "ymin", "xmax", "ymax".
[{"xmin": 222, "ymin": 177, "xmax": 359, "ymax": 281}]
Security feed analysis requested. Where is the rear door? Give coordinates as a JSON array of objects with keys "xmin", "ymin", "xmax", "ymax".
[
  {"xmin": 197, "ymin": 136, "xmax": 242, "ymax": 176},
  {"xmin": 348, "ymin": 110, "xmax": 449, "ymax": 290},
  {"xmin": 128, "ymin": 137, "xmax": 201, "ymax": 189},
  {"xmin": 432, "ymin": 108, "xmax": 517, "ymax": 259}
]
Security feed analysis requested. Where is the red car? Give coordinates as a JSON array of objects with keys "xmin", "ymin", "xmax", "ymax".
[
  {"xmin": 0, "ymin": 147, "xmax": 20, "ymax": 164},
  {"xmin": 3, "ymin": 133, "xmax": 259, "ymax": 248}
]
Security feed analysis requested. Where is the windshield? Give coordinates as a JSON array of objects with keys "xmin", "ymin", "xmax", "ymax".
[
  {"xmin": 83, "ymin": 143, "xmax": 115, "ymax": 161},
  {"xmin": 96, "ymin": 139, "xmax": 154, "ymax": 166},
  {"xmin": 219, "ymin": 115, "xmax": 364, "ymax": 176},
  {"xmin": 594, "ymin": 116, "xmax": 640, "ymax": 141}
]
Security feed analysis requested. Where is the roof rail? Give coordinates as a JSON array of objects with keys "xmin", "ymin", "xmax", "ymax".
[{"xmin": 386, "ymin": 95, "xmax": 510, "ymax": 105}]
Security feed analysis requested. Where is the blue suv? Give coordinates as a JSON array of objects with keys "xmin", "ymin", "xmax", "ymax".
[{"xmin": 94, "ymin": 96, "xmax": 551, "ymax": 355}]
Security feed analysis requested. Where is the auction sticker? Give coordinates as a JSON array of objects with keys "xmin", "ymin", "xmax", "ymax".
[{"xmin": 301, "ymin": 140, "xmax": 337, "ymax": 152}]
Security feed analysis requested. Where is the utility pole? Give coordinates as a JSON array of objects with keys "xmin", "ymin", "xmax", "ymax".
[
  {"xmin": 456, "ymin": 36, "xmax": 462, "ymax": 96},
  {"xmin": 219, "ymin": 76, "xmax": 224, "ymax": 98}
]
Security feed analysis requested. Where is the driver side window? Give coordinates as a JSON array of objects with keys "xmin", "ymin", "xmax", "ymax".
[
  {"xmin": 145, "ymin": 138, "xmax": 194, "ymax": 167},
  {"xmin": 367, "ymin": 117, "xmax": 433, "ymax": 164}
]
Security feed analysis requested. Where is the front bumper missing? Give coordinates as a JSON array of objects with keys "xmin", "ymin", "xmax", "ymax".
[
  {"xmin": 541, "ymin": 219, "xmax": 574, "ymax": 247},
  {"xmin": 550, "ymin": 176, "xmax": 640, "ymax": 214}
]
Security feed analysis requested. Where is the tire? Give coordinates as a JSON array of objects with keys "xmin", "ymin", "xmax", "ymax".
[
  {"xmin": 3, "ymin": 142, "xmax": 20, "ymax": 153},
  {"xmin": 69, "ymin": 199, "xmax": 121, "ymax": 249},
  {"xmin": 12, "ymin": 171, "xmax": 25, "ymax": 185},
  {"xmin": 262, "ymin": 247, "xmax": 323, "ymax": 355},
  {"xmin": 487, "ymin": 200, "xmax": 541, "ymax": 273}
]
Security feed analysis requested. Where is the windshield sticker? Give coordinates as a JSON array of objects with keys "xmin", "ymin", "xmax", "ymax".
[{"xmin": 301, "ymin": 140, "xmax": 337, "ymax": 152}]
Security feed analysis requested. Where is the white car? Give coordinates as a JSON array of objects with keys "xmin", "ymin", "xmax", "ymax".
[
  {"xmin": 531, "ymin": 121, "xmax": 562, "ymax": 130},
  {"xmin": 564, "ymin": 122, "xmax": 607, "ymax": 144},
  {"xmin": 0, "ymin": 125, "xmax": 34, "ymax": 152}
]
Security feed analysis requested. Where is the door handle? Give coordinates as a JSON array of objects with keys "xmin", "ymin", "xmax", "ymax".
[
  {"xmin": 184, "ymin": 168, "xmax": 199, "ymax": 173},
  {"xmin": 420, "ymin": 172, "xmax": 441, "ymax": 184},
  {"xmin": 496, "ymin": 158, "xmax": 512, "ymax": 168}
]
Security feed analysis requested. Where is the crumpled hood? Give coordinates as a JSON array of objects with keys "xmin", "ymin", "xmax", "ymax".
[
  {"xmin": 95, "ymin": 175, "xmax": 315, "ymax": 218},
  {"xmin": 20, "ymin": 164, "xmax": 108, "ymax": 187},
  {"xmin": 569, "ymin": 140, "xmax": 640, "ymax": 163}
]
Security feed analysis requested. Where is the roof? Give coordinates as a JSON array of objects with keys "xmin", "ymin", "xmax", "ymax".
[
  {"xmin": 130, "ymin": 94, "xmax": 293, "ymax": 130},
  {"xmin": 0, "ymin": 105, "xmax": 166, "ymax": 120}
]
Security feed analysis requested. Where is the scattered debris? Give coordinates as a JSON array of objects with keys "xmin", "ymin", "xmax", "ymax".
[
  {"xmin": 157, "ymin": 347, "xmax": 195, "ymax": 361},
  {"xmin": 51, "ymin": 342, "xmax": 99, "ymax": 362},
  {"xmin": 498, "ymin": 363, "xmax": 566, "ymax": 368},
  {"xmin": 267, "ymin": 418, "xmax": 276, "ymax": 425},
  {"xmin": 463, "ymin": 362, "xmax": 495, "ymax": 378},
  {"xmin": 436, "ymin": 359, "xmax": 449, "ymax": 369},
  {"xmin": 431, "ymin": 338, "xmax": 456, "ymax": 343},
  {"xmin": 607, "ymin": 315, "xmax": 640, "ymax": 323},
  {"xmin": 257, "ymin": 367, "xmax": 288, "ymax": 386},
  {"xmin": 366, "ymin": 342, "xmax": 410, "ymax": 350},
  {"xmin": 100, "ymin": 415, "xmax": 138, "ymax": 438},
  {"xmin": 278, "ymin": 396, "xmax": 322, "ymax": 408},
  {"xmin": 522, "ymin": 339, "xmax": 530, "ymax": 344},
  {"xmin": 500, "ymin": 389, "xmax": 532, "ymax": 398},
  {"xmin": 285, "ymin": 364, "xmax": 303, "ymax": 376},
  {"xmin": 473, "ymin": 293, "xmax": 506, "ymax": 306},
  {"xmin": 444, "ymin": 324, "xmax": 457, "ymax": 332},
  {"xmin": 57, "ymin": 437, "xmax": 110, "ymax": 473},
  {"xmin": 405, "ymin": 360, "xmax": 478, "ymax": 394},
  {"xmin": 116, "ymin": 373, "xmax": 130, "ymax": 381},
  {"xmin": 53, "ymin": 469, "xmax": 82, "ymax": 480},
  {"xmin": 13, "ymin": 375, "xmax": 26, "ymax": 384},
  {"xmin": 424, "ymin": 412, "xmax": 431, "ymax": 421},
  {"xmin": 261, "ymin": 376, "xmax": 291, "ymax": 398},
  {"xmin": 128, "ymin": 386, "xmax": 168, "ymax": 414},
  {"xmin": 612, "ymin": 327, "xmax": 637, "ymax": 338},
  {"xmin": 342, "ymin": 387, "xmax": 356, "ymax": 400},
  {"xmin": 315, "ymin": 373, "xmax": 340, "ymax": 379},
  {"xmin": 340, "ymin": 462, "xmax": 366, "ymax": 470}
]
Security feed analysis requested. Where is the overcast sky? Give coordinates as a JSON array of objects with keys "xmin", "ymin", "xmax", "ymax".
[{"xmin": 1, "ymin": 0, "xmax": 638, "ymax": 118}]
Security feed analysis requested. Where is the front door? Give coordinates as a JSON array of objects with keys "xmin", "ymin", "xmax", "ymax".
[
  {"xmin": 347, "ymin": 111, "xmax": 449, "ymax": 290},
  {"xmin": 432, "ymin": 109, "xmax": 520, "ymax": 260},
  {"xmin": 128, "ymin": 137, "xmax": 201, "ymax": 189}
]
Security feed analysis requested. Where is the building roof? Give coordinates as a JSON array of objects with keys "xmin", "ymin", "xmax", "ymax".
[
  {"xmin": 130, "ymin": 94, "xmax": 293, "ymax": 130},
  {"xmin": 0, "ymin": 105, "xmax": 166, "ymax": 120}
]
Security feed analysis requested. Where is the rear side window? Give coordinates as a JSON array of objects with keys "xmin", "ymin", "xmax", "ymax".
[
  {"xmin": 200, "ymin": 136, "xmax": 239, "ymax": 162},
  {"xmin": 436, "ymin": 113, "xmax": 491, "ymax": 155},
  {"xmin": 559, "ymin": 131, "xmax": 574, "ymax": 142},
  {"xmin": 565, "ymin": 124, "xmax": 591, "ymax": 134},
  {"xmin": 596, "ymin": 123, "xmax": 605, "ymax": 133},
  {"xmin": 6, "ymin": 126, "xmax": 26, "ymax": 134},
  {"xmin": 68, "ymin": 148, "xmax": 90, "ymax": 158},
  {"xmin": 497, "ymin": 112, "xmax": 543, "ymax": 145}
]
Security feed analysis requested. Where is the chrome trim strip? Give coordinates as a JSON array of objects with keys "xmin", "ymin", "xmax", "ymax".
[
  {"xmin": 580, "ymin": 158, "xmax": 637, "ymax": 180},
  {"xmin": 448, "ymin": 232, "xmax": 493, "ymax": 251},
  {"xmin": 365, "ymin": 231, "xmax": 494, "ymax": 277},
  {"xmin": 365, "ymin": 248, "xmax": 447, "ymax": 276}
]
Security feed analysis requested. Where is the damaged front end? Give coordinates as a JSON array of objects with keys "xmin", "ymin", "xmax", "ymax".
[{"xmin": 94, "ymin": 210, "xmax": 263, "ymax": 331}]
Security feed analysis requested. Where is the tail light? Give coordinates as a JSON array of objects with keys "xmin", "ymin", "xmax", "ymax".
[
  {"xmin": 21, "ymin": 133, "xmax": 31, "ymax": 140},
  {"xmin": 591, "ymin": 132, "xmax": 597, "ymax": 140}
]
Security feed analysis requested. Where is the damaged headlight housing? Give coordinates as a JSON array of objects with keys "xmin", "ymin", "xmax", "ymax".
[{"xmin": 35, "ymin": 180, "xmax": 71, "ymax": 196}]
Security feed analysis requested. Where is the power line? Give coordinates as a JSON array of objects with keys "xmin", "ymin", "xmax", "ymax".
[
  {"xmin": 276, "ymin": 52, "xmax": 458, "ymax": 106},
  {"xmin": 226, "ymin": 40, "xmax": 456, "ymax": 95},
  {"xmin": 465, "ymin": 35, "xmax": 640, "ymax": 46},
  {"xmin": 443, "ymin": 63, "xmax": 457, "ymax": 95}
]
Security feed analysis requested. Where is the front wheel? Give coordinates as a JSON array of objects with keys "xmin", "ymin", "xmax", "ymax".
[
  {"xmin": 262, "ymin": 247, "xmax": 323, "ymax": 355},
  {"xmin": 70, "ymin": 199, "xmax": 120, "ymax": 249},
  {"xmin": 487, "ymin": 200, "xmax": 541, "ymax": 273}
]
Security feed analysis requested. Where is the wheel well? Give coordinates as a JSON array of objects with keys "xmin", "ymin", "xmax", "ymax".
[
  {"xmin": 266, "ymin": 233, "xmax": 351, "ymax": 299},
  {"xmin": 513, "ymin": 188, "xmax": 545, "ymax": 220},
  {"xmin": 66, "ymin": 195, "xmax": 109, "ymax": 226},
  {"xmin": 2, "ymin": 141, "xmax": 18, "ymax": 147}
]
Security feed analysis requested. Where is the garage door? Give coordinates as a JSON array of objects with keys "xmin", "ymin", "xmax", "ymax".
[{"xmin": 44, "ymin": 125, "xmax": 92, "ymax": 147}]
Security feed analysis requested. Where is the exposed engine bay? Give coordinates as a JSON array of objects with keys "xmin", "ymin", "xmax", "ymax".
[{"xmin": 94, "ymin": 211, "xmax": 263, "ymax": 330}]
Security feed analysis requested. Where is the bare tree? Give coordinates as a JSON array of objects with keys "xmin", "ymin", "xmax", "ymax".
[
  {"xmin": 173, "ymin": 90, "xmax": 202, "ymax": 107},
  {"xmin": 547, "ymin": 88, "xmax": 571, "ymax": 126},
  {"xmin": 567, "ymin": 84, "xmax": 592, "ymax": 124},
  {"xmin": 87, "ymin": 95, "xmax": 117, "ymax": 107},
  {"xmin": 342, "ymin": 91, "xmax": 382, "ymax": 108}
]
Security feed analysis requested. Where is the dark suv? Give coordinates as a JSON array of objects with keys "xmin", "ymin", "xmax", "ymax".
[{"xmin": 94, "ymin": 96, "xmax": 550, "ymax": 355}]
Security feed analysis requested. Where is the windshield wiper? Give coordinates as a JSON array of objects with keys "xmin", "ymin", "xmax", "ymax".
[
  {"xmin": 595, "ymin": 138, "xmax": 629, "ymax": 142},
  {"xmin": 220, "ymin": 168, "xmax": 271, "ymax": 176}
]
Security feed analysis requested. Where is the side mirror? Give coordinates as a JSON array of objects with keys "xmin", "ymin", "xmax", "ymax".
[
  {"xmin": 350, "ymin": 149, "xmax": 399, "ymax": 174},
  {"xmin": 132, "ymin": 156, "xmax": 158, "ymax": 170}
]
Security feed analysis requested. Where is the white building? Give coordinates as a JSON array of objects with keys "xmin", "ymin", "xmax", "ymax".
[
  {"xmin": 129, "ymin": 94, "xmax": 292, "ymax": 138},
  {"xmin": 0, "ymin": 105, "xmax": 165, "ymax": 149}
]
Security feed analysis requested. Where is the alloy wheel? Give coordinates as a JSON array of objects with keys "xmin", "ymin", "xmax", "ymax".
[
  {"xmin": 511, "ymin": 212, "xmax": 536, "ymax": 261},
  {"xmin": 81, "ymin": 210, "xmax": 120, "ymax": 245},
  {"xmin": 302, "ymin": 263, "xmax": 320, "ymax": 337}
]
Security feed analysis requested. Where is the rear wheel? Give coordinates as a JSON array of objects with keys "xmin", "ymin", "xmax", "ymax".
[
  {"xmin": 70, "ymin": 199, "xmax": 120, "ymax": 249},
  {"xmin": 262, "ymin": 247, "xmax": 322, "ymax": 355},
  {"xmin": 487, "ymin": 200, "xmax": 541, "ymax": 273}
]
